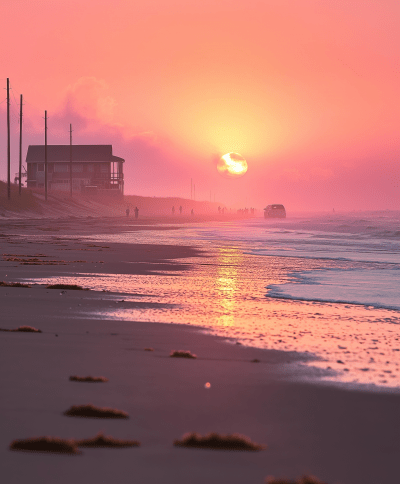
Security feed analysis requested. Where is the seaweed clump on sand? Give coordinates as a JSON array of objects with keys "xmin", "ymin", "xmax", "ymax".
[
  {"xmin": 0, "ymin": 281, "xmax": 31, "ymax": 288},
  {"xmin": 64, "ymin": 404, "xmax": 129, "ymax": 419},
  {"xmin": 173, "ymin": 432, "xmax": 265, "ymax": 451},
  {"xmin": 10, "ymin": 436, "xmax": 80, "ymax": 454},
  {"xmin": 170, "ymin": 350, "xmax": 197, "ymax": 359},
  {"xmin": 266, "ymin": 477, "xmax": 327, "ymax": 484},
  {"xmin": 46, "ymin": 284, "xmax": 89, "ymax": 290},
  {"xmin": 0, "ymin": 325, "xmax": 42, "ymax": 333},
  {"xmin": 75, "ymin": 432, "xmax": 140, "ymax": 448},
  {"xmin": 69, "ymin": 375, "xmax": 108, "ymax": 383}
]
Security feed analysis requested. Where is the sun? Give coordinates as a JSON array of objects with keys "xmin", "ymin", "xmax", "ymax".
[{"xmin": 217, "ymin": 153, "xmax": 248, "ymax": 178}]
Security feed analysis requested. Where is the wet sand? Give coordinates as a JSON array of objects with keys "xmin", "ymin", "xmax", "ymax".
[{"xmin": 0, "ymin": 216, "xmax": 399, "ymax": 484}]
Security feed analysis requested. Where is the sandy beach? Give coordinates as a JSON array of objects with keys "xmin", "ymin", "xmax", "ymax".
[{"xmin": 1, "ymin": 216, "xmax": 399, "ymax": 484}]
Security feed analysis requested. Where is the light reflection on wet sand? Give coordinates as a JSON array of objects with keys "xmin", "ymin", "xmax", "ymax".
[{"xmin": 29, "ymin": 246, "xmax": 400, "ymax": 391}]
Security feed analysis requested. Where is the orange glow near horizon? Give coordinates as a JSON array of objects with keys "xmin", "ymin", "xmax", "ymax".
[{"xmin": 1, "ymin": 0, "xmax": 400, "ymax": 209}]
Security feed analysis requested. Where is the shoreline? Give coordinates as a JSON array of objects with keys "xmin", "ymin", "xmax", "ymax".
[
  {"xmin": 2, "ymin": 216, "xmax": 400, "ymax": 389},
  {"xmin": 1, "ymin": 218, "xmax": 400, "ymax": 483}
]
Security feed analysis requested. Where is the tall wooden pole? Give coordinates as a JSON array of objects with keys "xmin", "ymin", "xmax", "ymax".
[
  {"xmin": 7, "ymin": 78, "xmax": 11, "ymax": 200},
  {"xmin": 44, "ymin": 110, "xmax": 48, "ymax": 201},
  {"xmin": 19, "ymin": 94, "xmax": 23, "ymax": 195},
  {"xmin": 69, "ymin": 124, "xmax": 73, "ymax": 197}
]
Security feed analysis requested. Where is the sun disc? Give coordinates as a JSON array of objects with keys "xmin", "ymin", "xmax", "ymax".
[{"xmin": 217, "ymin": 153, "xmax": 248, "ymax": 178}]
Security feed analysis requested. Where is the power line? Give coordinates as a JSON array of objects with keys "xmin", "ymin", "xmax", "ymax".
[
  {"xmin": 10, "ymin": 85, "xmax": 19, "ymax": 107},
  {"xmin": 8, "ymin": 80, "xmax": 43, "ymax": 113}
]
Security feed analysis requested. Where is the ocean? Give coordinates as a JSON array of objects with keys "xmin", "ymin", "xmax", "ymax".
[{"xmin": 28, "ymin": 211, "xmax": 400, "ymax": 391}]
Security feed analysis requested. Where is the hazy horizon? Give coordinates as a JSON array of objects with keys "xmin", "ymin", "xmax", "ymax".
[{"xmin": 1, "ymin": 0, "xmax": 399, "ymax": 211}]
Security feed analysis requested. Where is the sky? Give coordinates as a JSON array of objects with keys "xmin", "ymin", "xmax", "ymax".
[{"xmin": 1, "ymin": 0, "xmax": 399, "ymax": 210}]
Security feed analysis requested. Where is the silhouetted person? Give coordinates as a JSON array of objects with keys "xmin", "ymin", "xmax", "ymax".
[
  {"xmin": 179, "ymin": 205, "xmax": 182, "ymax": 214},
  {"xmin": 191, "ymin": 208, "xmax": 194, "ymax": 216},
  {"xmin": 126, "ymin": 207, "xmax": 130, "ymax": 217},
  {"xmin": 172, "ymin": 206, "xmax": 175, "ymax": 215},
  {"xmin": 134, "ymin": 206, "xmax": 139, "ymax": 219}
]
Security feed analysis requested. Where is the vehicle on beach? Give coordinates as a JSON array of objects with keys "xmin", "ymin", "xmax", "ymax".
[{"xmin": 264, "ymin": 204, "xmax": 286, "ymax": 218}]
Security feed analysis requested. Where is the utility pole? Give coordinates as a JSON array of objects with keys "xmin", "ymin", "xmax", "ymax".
[
  {"xmin": 44, "ymin": 110, "xmax": 48, "ymax": 201},
  {"xmin": 69, "ymin": 124, "xmax": 73, "ymax": 197},
  {"xmin": 19, "ymin": 94, "xmax": 23, "ymax": 195},
  {"xmin": 7, "ymin": 78, "xmax": 11, "ymax": 200}
]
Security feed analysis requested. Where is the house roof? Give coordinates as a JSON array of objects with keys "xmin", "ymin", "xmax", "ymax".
[{"xmin": 26, "ymin": 145, "xmax": 125, "ymax": 163}]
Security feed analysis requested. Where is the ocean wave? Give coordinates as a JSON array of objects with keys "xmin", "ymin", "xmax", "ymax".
[
  {"xmin": 266, "ymin": 268, "xmax": 400, "ymax": 312},
  {"xmin": 266, "ymin": 289, "xmax": 400, "ymax": 313}
]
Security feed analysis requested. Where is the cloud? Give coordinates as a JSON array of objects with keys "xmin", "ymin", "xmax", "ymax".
[
  {"xmin": 0, "ymin": 77, "xmax": 207, "ymax": 198},
  {"xmin": 64, "ymin": 77, "xmax": 117, "ymax": 124}
]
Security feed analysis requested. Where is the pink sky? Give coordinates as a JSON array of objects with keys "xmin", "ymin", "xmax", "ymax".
[{"xmin": 1, "ymin": 0, "xmax": 399, "ymax": 210}]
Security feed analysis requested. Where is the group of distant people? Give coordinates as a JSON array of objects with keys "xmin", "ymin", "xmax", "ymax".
[
  {"xmin": 126, "ymin": 206, "xmax": 139, "ymax": 219},
  {"xmin": 126, "ymin": 205, "xmax": 195, "ymax": 219},
  {"xmin": 237, "ymin": 207, "xmax": 255, "ymax": 215},
  {"xmin": 125, "ymin": 204, "xmax": 255, "ymax": 219},
  {"xmin": 172, "ymin": 206, "xmax": 194, "ymax": 215},
  {"xmin": 171, "ymin": 205, "xmax": 183, "ymax": 215}
]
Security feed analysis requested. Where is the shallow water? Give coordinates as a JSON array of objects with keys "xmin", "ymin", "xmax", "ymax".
[{"xmin": 27, "ymin": 212, "xmax": 400, "ymax": 391}]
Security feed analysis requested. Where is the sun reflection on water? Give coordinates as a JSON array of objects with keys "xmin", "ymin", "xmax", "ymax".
[
  {"xmin": 27, "ymin": 248, "xmax": 400, "ymax": 391},
  {"xmin": 215, "ymin": 248, "xmax": 242, "ymax": 327}
]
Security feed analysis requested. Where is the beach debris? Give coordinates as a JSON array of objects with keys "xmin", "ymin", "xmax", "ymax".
[
  {"xmin": 46, "ymin": 283, "xmax": 89, "ymax": 290},
  {"xmin": 0, "ymin": 325, "xmax": 42, "ymax": 333},
  {"xmin": 69, "ymin": 375, "xmax": 109, "ymax": 383},
  {"xmin": 251, "ymin": 358, "xmax": 260, "ymax": 363},
  {"xmin": 144, "ymin": 347, "xmax": 154, "ymax": 351},
  {"xmin": 10, "ymin": 436, "xmax": 80, "ymax": 454},
  {"xmin": 170, "ymin": 350, "xmax": 197, "ymax": 359},
  {"xmin": 0, "ymin": 281, "xmax": 31, "ymax": 288},
  {"xmin": 64, "ymin": 404, "xmax": 129, "ymax": 419},
  {"xmin": 265, "ymin": 476, "xmax": 327, "ymax": 484},
  {"xmin": 75, "ymin": 432, "xmax": 140, "ymax": 448},
  {"xmin": 2, "ymin": 254, "xmax": 68, "ymax": 265},
  {"xmin": 173, "ymin": 432, "xmax": 265, "ymax": 451}
]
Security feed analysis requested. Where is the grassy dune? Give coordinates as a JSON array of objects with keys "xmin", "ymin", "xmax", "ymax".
[{"xmin": 0, "ymin": 181, "xmax": 226, "ymax": 219}]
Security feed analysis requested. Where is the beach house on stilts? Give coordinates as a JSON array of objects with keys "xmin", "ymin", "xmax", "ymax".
[{"xmin": 25, "ymin": 145, "xmax": 124, "ymax": 196}]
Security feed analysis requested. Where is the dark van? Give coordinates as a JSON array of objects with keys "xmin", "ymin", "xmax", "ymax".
[{"xmin": 264, "ymin": 204, "xmax": 286, "ymax": 218}]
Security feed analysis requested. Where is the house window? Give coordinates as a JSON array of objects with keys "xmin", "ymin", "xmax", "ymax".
[
  {"xmin": 38, "ymin": 163, "xmax": 44, "ymax": 172},
  {"xmin": 100, "ymin": 164, "xmax": 108, "ymax": 173},
  {"xmin": 27, "ymin": 164, "xmax": 35, "ymax": 177},
  {"xmin": 87, "ymin": 164, "xmax": 94, "ymax": 172},
  {"xmin": 72, "ymin": 165, "xmax": 83, "ymax": 173},
  {"xmin": 54, "ymin": 164, "xmax": 69, "ymax": 173}
]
